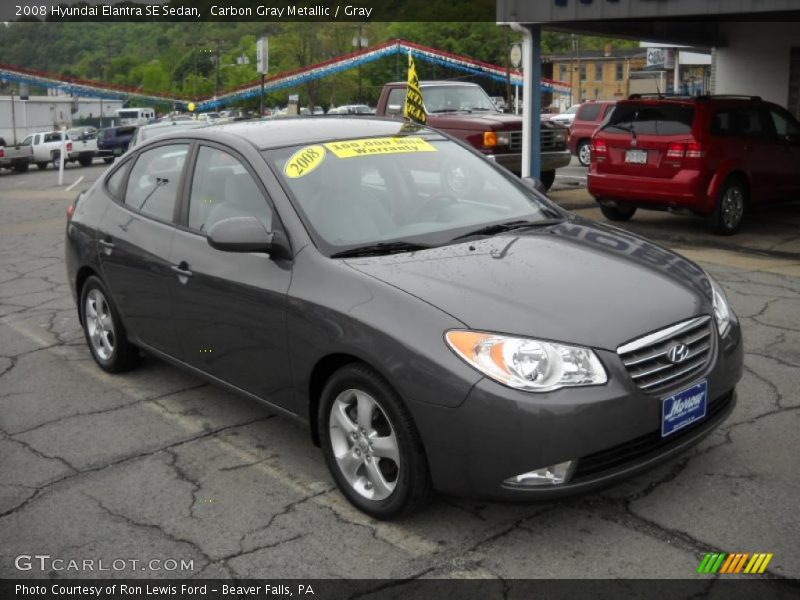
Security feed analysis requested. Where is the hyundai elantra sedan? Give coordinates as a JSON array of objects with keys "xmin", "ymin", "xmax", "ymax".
[{"xmin": 65, "ymin": 118, "xmax": 743, "ymax": 518}]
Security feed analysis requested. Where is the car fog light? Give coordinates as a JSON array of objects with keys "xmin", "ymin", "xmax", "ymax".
[{"xmin": 504, "ymin": 460, "xmax": 574, "ymax": 486}]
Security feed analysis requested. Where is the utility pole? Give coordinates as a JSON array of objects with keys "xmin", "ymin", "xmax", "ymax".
[
  {"xmin": 573, "ymin": 34, "xmax": 581, "ymax": 104},
  {"xmin": 185, "ymin": 41, "xmax": 204, "ymax": 103},
  {"xmin": 352, "ymin": 25, "xmax": 367, "ymax": 103},
  {"xmin": 504, "ymin": 27, "xmax": 512, "ymax": 112},
  {"xmin": 210, "ymin": 38, "xmax": 224, "ymax": 99}
]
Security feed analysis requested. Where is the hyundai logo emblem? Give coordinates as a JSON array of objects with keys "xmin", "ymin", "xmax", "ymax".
[{"xmin": 667, "ymin": 343, "xmax": 690, "ymax": 364}]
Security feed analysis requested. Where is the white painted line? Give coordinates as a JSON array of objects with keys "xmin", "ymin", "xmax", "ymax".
[
  {"xmin": 555, "ymin": 175, "xmax": 587, "ymax": 181},
  {"xmin": 65, "ymin": 176, "xmax": 84, "ymax": 192}
]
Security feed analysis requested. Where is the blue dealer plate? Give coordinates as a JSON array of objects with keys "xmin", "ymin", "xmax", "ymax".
[{"xmin": 661, "ymin": 380, "xmax": 707, "ymax": 438}]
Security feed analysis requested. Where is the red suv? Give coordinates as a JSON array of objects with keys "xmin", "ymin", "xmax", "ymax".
[
  {"xmin": 588, "ymin": 95, "xmax": 800, "ymax": 234},
  {"xmin": 568, "ymin": 101, "xmax": 616, "ymax": 166}
]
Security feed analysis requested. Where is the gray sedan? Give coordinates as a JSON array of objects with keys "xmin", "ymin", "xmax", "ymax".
[{"xmin": 65, "ymin": 118, "xmax": 743, "ymax": 518}]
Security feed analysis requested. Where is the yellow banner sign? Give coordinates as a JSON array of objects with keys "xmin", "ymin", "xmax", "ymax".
[{"xmin": 324, "ymin": 137, "xmax": 436, "ymax": 158}]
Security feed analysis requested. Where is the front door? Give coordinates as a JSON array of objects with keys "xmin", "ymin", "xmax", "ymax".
[
  {"xmin": 168, "ymin": 144, "xmax": 293, "ymax": 409},
  {"xmin": 97, "ymin": 142, "xmax": 189, "ymax": 355}
]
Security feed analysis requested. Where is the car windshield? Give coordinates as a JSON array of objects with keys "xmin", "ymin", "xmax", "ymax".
[
  {"xmin": 601, "ymin": 103, "xmax": 695, "ymax": 135},
  {"xmin": 422, "ymin": 85, "xmax": 498, "ymax": 113},
  {"xmin": 266, "ymin": 135, "xmax": 561, "ymax": 255}
]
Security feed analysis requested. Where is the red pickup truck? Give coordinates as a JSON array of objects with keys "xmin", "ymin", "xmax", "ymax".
[{"xmin": 375, "ymin": 81, "xmax": 570, "ymax": 190}]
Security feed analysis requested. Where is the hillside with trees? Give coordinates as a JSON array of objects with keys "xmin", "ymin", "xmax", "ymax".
[{"xmin": 0, "ymin": 20, "xmax": 637, "ymax": 108}]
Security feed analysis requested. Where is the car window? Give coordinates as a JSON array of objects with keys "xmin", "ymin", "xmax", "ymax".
[
  {"xmin": 20, "ymin": 136, "xmax": 32, "ymax": 146},
  {"xmin": 105, "ymin": 162, "xmax": 129, "ymax": 198},
  {"xmin": 266, "ymin": 137, "xmax": 560, "ymax": 251},
  {"xmin": 123, "ymin": 144, "xmax": 188, "ymax": 223},
  {"xmin": 710, "ymin": 108, "xmax": 765, "ymax": 136},
  {"xmin": 44, "ymin": 133, "xmax": 65, "ymax": 143},
  {"xmin": 603, "ymin": 104, "xmax": 694, "ymax": 135},
  {"xmin": 577, "ymin": 103, "xmax": 601, "ymax": 122},
  {"xmin": 188, "ymin": 146, "xmax": 272, "ymax": 233},
  {"xmin": 769, "ymin": 109, "xmax": 800, "ymax": 136},
  {"xmin": 386, "ymin": 88, "xmax": 405, "ymax": 116}
]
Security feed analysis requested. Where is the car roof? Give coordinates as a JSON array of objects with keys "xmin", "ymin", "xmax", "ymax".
[
  {"xmin": 385, "ymin": 80, "xmax": 481, "ymax": 88},
  {"xmin": 152, "ymin": 117, "xmax": 440, "ymax": 150}
]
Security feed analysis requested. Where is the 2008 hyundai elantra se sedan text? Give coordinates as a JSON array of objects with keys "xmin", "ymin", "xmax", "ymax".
[{"xmin": 65, "ymin": 118, "xmax": 743, "ymax": 518}]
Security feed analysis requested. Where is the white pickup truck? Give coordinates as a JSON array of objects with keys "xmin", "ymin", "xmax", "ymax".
[
  {"xmin": 21, "ymin": 131, "xmax": 79, "ymax": 170},
  {"xmin": 67, "ymin": 128, "xmax": 100, "ymax": 166},
  {"xmin": 0, "ymin": 137, "xmax": 33, "ymax": 173}
]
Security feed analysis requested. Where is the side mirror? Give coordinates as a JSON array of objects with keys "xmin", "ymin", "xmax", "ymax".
[
  {"xmin": 521, "ymin": 176, "xmax": 547, "ymax": 195},
  {"xmin": 386, "ymin": 104, "xmax": 402, "ymax": 116},
  {"xmin": 207, "ymin": 216, "xmax": 291, "ymax": 258}
]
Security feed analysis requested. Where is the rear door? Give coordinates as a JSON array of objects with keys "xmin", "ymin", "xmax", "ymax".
[
  {"xmin": 594, "ymin": 102, "xmax": 695, "ymax": 179},
  {"xmin": 765, "ymin": 106, "xmax": 800, "ymax": 196},
  {"xmin": 168, "ymin": 143, "xmax": 293, "ymax": 409},
  {"xmin": 96, "ymin": 142, "xmax": 189, "ymax": 354}
]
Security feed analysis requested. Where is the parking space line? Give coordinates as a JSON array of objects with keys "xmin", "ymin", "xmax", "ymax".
[
  {"xmin": 1, "ymin": 316, "xmax": 440, "ymax": 558},
  {"xmin": 65, "ymin": 176, "xmax": 84, "ymax": 192}
]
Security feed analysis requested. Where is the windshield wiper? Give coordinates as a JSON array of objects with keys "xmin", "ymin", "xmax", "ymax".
[
  {"xmin": 451, "ymin": 218, "xmax": 564, "ymax": 241},
  {"xmin": 330, "ymin": 241, "xmax": 430, "ymax": 258},
  {"xmin": 428, "ymin": 109, "xmax": 463, "ymax": 114}
]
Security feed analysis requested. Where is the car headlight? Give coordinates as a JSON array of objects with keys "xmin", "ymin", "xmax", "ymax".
[
  {"xmin": 445, "ymin": 330, "xmax": 607, "ymax": 392},
  {"xmin": 708, "ymin": 276, "xmax": 732, "ymax": 336}
]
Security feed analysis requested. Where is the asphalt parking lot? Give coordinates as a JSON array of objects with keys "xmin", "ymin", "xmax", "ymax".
[{"xmin": 1, "ymin": 161, "xmax": 799, "ymax": 583}]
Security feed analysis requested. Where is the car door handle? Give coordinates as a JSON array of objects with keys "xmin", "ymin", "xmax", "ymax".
[
  {"xmin": 98, "ymin": 238, "xmax": 115, "ymax": 254},
  {"xmin": 171, "ymin": 264, "xmax": 193, "ymax": 279}
]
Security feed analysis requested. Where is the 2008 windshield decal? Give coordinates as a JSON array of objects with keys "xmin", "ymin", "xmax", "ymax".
[{"xmin": 284, "ymin": 145, "xmax": 326, "ymax": 179}]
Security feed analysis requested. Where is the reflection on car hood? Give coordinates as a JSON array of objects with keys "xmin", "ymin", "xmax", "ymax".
[{"xmin": 345, "ymin": 220, "xmax": 712, "ymax": 351}]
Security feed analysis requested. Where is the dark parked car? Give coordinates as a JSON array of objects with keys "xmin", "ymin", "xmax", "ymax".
[
  {"xmin": 66, "ymin": 118, "xmax": 743, "ymax": 518},
  {"xmin": 96, "ymin": 125, "xmax": 137, "ymax": 163},
  {"xmin": 567, "ymin": 101, "xmax": 616, "ymax": 166},
  {"xmin": 588, "ymin": 94, "xmax": 800, "ymax": 234}
]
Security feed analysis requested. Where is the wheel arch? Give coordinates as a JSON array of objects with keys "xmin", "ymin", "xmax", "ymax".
[
  {"xmin": 307, "ymin": 353, "xmax": 364, "ymax": 446},
  {"xmin": 706, "ymin": 167, "xmax": 751, "ymax": 213},
  {"xmin": 75, "ymin": 266, "xmax": 100, "ymax": 324}
]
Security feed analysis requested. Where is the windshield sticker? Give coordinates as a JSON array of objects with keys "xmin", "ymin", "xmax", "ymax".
[
  {"xmin": 284, "ymin": 145, "xmax": 326, "ymax": 179},
  {"xmin": 324, "ymin": 137, "xmax": 436, "ymax": 158}
]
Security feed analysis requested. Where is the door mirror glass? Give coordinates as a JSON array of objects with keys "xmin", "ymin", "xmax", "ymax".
[{"xmin": 207, "ymin": 216, "xmax": 290, "ymax": 258}]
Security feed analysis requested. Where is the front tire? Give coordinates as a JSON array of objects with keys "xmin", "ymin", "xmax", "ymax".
[
  {"xmin": 104, "ymin": 157, "xmax": 114, "ymax": 164},
  {"xmin": 319, "ymin": 364, "xmax": 431, "ymax": 519},
  {"xmin": 540, "ymin": 169, "xmax": 556, "ymax": 191},
  {"xmin": 707, "ymin": 178, "xmax": 747, "ymax": 235},
  {"xmin": 600, "ymin": 203, "xmax": 637, "ymax": 221},
  {"xmin": 577, "ymin": 140, "xmax": 591, "ymax": 167},
  {"xmin": 36, "ymin": 162, "xmax": 48, "ymax": 170},
  {"xmin": 80, "ymin": 276, "xmax": 140, "ymax": 373}
]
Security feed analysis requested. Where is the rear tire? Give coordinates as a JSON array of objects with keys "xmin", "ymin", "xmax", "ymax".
[
  {"xmin": 319, "ymin": 364, "xmax": 431, "ymax": 519},
  {"xmin": 104, "ymin": 157, "xmax": 114, "ymax": 164},
  {"xmin": 577, "ymin": 140, "xmax": 591, "ymax": 167},
  {"xmin": 79, "ymin": 156, "xmax": 92, "ymax": 167},
  {"xmin": 600, "ymin": 203, "xmax": 637, "ymax": 221},
  {"xmin": 540, "ymin": 169, "xmax": 556, "ymax": 191},
  {"xmin": 13, "ymin": 162, "xmax": 29, "ymax": 173},
  {"xmin": 707, "ymin": 178, "xmax": 747, "ymax": 235},
  {"xmin": 80, "ymin": 276, "xmax": 140, "ymax": 373}
]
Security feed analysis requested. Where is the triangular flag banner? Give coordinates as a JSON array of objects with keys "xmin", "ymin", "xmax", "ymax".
[{"xmin": 403, "ymin": 53, "xmax": 426, "ymax": 124}]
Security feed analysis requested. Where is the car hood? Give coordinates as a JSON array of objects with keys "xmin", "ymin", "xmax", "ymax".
[{"xmin": 345, "ymin": 220, "xmax": 712, "ymax": 351}]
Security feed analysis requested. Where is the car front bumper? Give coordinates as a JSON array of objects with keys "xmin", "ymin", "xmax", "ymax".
[
  {"xmin": 489, "ymin": 150, "xmax": 572, "ymax": 175},
  {"xmin": 409, "ymin": 318, "xmax": 743, "ymax": 501}
]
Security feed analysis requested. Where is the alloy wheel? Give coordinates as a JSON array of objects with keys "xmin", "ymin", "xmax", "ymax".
[
  {"xmin": 328, "ymin": 388, "xmax": 400, "ymax": 501},
  {"xmin": 578, "ymin": 142, "xmax": 591, "ymax": 166},
  {"xmin": 85, "ymin": 288, "xmax": 116, "ymax": 361},
  {"xmin": 721, "ymin": 186, "xmax": 744, "ymax": 230}
]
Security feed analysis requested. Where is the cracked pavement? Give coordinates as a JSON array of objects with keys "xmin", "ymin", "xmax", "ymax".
[{"xmin": 1, "ymin": 164, "xmax": 799, "ymax": 581}]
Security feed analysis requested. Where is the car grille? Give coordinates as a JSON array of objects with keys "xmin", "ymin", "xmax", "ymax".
[
  {"xmin": 571, "ymin": 390, "xmax": 734, "ymax": 481},
  {"xmin": 617, "ymin": 316, "xmax": 714, "ymax": 394},
  {"xmin": 510, "ymin": 130, "xmax": 522, "ymax": 152}
]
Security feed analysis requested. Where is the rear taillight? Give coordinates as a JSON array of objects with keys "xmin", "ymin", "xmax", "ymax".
[
  {"xmin": 66, "ymin": 142, "xmax": 73, "ymax": 152},
  {"xmin": 591, "ymin": 138, "xmax": 607, "ymax": 154},
  {"xmin": 66, "ymin": 203, "xmax": 76, "ymax": 220},
  {"xmin": 666, "ymin": 141, "xmax": 705, "ymax": 159}
]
